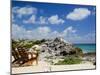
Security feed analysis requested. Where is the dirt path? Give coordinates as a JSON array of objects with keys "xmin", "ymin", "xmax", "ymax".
[{"xmin": 12, "ymin": 61, "xmax": 95, "ymax": 74}]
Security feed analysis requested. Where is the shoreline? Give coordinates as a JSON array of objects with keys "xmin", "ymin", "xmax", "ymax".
[
  {"xmin": 83, "ymin": 52, "xmax": 96, "ymax": 59},
  {"xmin": 83, "ymin": 51, "xmax": 96, "ymax": 54}
]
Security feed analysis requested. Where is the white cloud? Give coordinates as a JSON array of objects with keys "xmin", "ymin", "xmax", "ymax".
[
  {"xmin": 63, "ymin": 26, "xmax": 76, "ymax": 33},
  {"xmin": 12, "ymin": 14, "xmax": 15, "ymax": 22},
  {"xmin": 48, "ymin": 15, "xmax": 64, "ymax": 24},
  {"xmin": 23, "ymin": 15, "xmax": 36, "ymax": 24},
  {"xmin": 37, "ymin": 26, "xmax": 51, "ymax": 34},
  {"xmin": 12, "ymin": 24, "xmax": 28, "ymax": 39},
  {"xmin": 12, "ymin": 24, "xmax": 76, "ymax": 40},
  {"xmin": 12, "ymin": 24, "xmax": 95, "ymax": 43},
  {"xmin": 12, "ymin": 6, "xmax": 37, "ymax": 18},
  {"xmin": 83, "ymin": 32, "xmax": 95, "ymax": 41},
  {"xmin": 23, "ymin": 15, "xmax": 64, "ymax": 25},
  {"xmin": 12, "ymin": 6, "xmax": 19, "ymax": 13},
  {"xmin": 12, "ymin": 24, "xmax": 51, "ymax": 39},
  {"xmin": 39, "ymin": 16, "xmax": 47, "ymax": 24},
  {"xmin": 66, "ymin": 8, "xmax": 91, "ymax": 20},
  {"xmin": 61, "ymin": 26, "xmax": 76, "ymax": 37},
  {"xmin": 65, "ymin": 32, "xmax": 95, "ymax": 44},
  {"xmin": 23, "ymin": 16, "xmax": 48, "ymax": 25}
]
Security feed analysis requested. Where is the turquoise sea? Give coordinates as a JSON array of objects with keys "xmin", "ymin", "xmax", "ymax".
[{"xmin": 74, "ymin": 44, "xmax": 96, "ymax": 53}]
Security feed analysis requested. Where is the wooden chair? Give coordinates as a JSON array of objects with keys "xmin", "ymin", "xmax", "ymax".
[{"xmin": 12, "ymin": 46, "xmax": 39, "ymax": 66}]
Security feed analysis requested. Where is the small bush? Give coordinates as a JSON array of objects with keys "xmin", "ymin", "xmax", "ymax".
[
  {"xmin": 54, "ymin": 57, "xmax": 82, "ymax": 65},
  {"xmin": 75, "ymin": 47, "xmax": 83, "ymax": 57}
]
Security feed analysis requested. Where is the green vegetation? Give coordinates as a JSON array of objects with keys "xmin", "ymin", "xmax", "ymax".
[
  {"xmin": 12, "ymin": 39, "xmax": 46, "ymax": 49},
  {"xmin": 54, "ymin": 57, "xmax": 82, "ymax": 65},
  {"xmin": 75, "ymin": 47, "xmax": 83, "ymax": 57},
  {"xmin": 69, "ymin": 47, "xmax": 83, "ymax": 56}
]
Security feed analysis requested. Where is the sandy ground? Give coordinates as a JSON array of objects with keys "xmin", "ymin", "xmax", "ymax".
[{"xmin": 12, "ymin": 61, "xmax": 95, "ymax": 74}]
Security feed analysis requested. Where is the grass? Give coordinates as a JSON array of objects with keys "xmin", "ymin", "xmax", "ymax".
[{"xmin": 54, "ymin": 57, "xmax": 82, "ymax": 65}]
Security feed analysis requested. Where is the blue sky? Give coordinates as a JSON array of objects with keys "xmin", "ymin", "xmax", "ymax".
[{"xmin": 12, "ymin": 1, "xmax": 96, "ymax": 44}]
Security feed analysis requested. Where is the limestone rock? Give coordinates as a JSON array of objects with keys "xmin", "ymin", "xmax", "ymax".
[{"xmin": 39, "ymin": 37, "xmax": 81, "ymax": 60}]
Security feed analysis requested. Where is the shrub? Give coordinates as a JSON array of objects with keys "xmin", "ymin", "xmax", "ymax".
[
  {"xmin": 54, "ymin": 57, "xmax": 82, "ymax": 65},
  {"xmin": 75, "ymin": 47, "xmax": 83, "ymax": 57}
]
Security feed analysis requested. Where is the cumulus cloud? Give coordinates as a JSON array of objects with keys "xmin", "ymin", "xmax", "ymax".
[
  {"xmin": 39, "ymin": 16, "xmax": 47, "ymax": 24},
  {"xmin": 71, "ymin": 32, "xmax": 96, "ymax": 43},
  {"xmin": 61, "ymin": 26, "xmax": 76, "ymax": 37},
  {"xmin": 37, "ymin": 26, "xmax": 51, "ymax": 34},
  {"xmin": 12, "ymin": 24, "xmax": 95, "ymax": 43},
  {"xmin": 66, "ymin": 8, "xmax": 91, "ymax": 20},
  {"xmin": 23, "ymin": 15, "xmax": 36, "ymax": 24},
  {"xmin": 12, "ymin": 24, "xmax": 27, "ymax": 39},
  {"xmin": 23, "ymin": 16, "xmax": 48, "ymax": 25},
  {"xmin": 48, "ymin": 15, "xmax": 65, "ymax": 24},
  {"xmin": 12, "ymin": 6, "xmax": 37, "ymax": 18},
  {"xmin": 12, "ymin": 14, "xmax": 15, "ymax": 22},
  {"xmin": 12, "ymin": 24, "xmax": 76, "ymax": 40},
  {"xmin": 82, "ymin": 32, "xmax": 96, "ymax": 43},
  {"xmin": 12, "ymin": 24, "xmax": 51, "ymax": 39},
  {"xmin": 23, "ymin": 15, "xmax": 64, "ymax": 25}
]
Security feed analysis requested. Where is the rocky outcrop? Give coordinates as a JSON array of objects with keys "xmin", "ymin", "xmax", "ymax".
[{"xmin": 39, "ymin": 37, "xmax": 83, "ymax": 60}]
